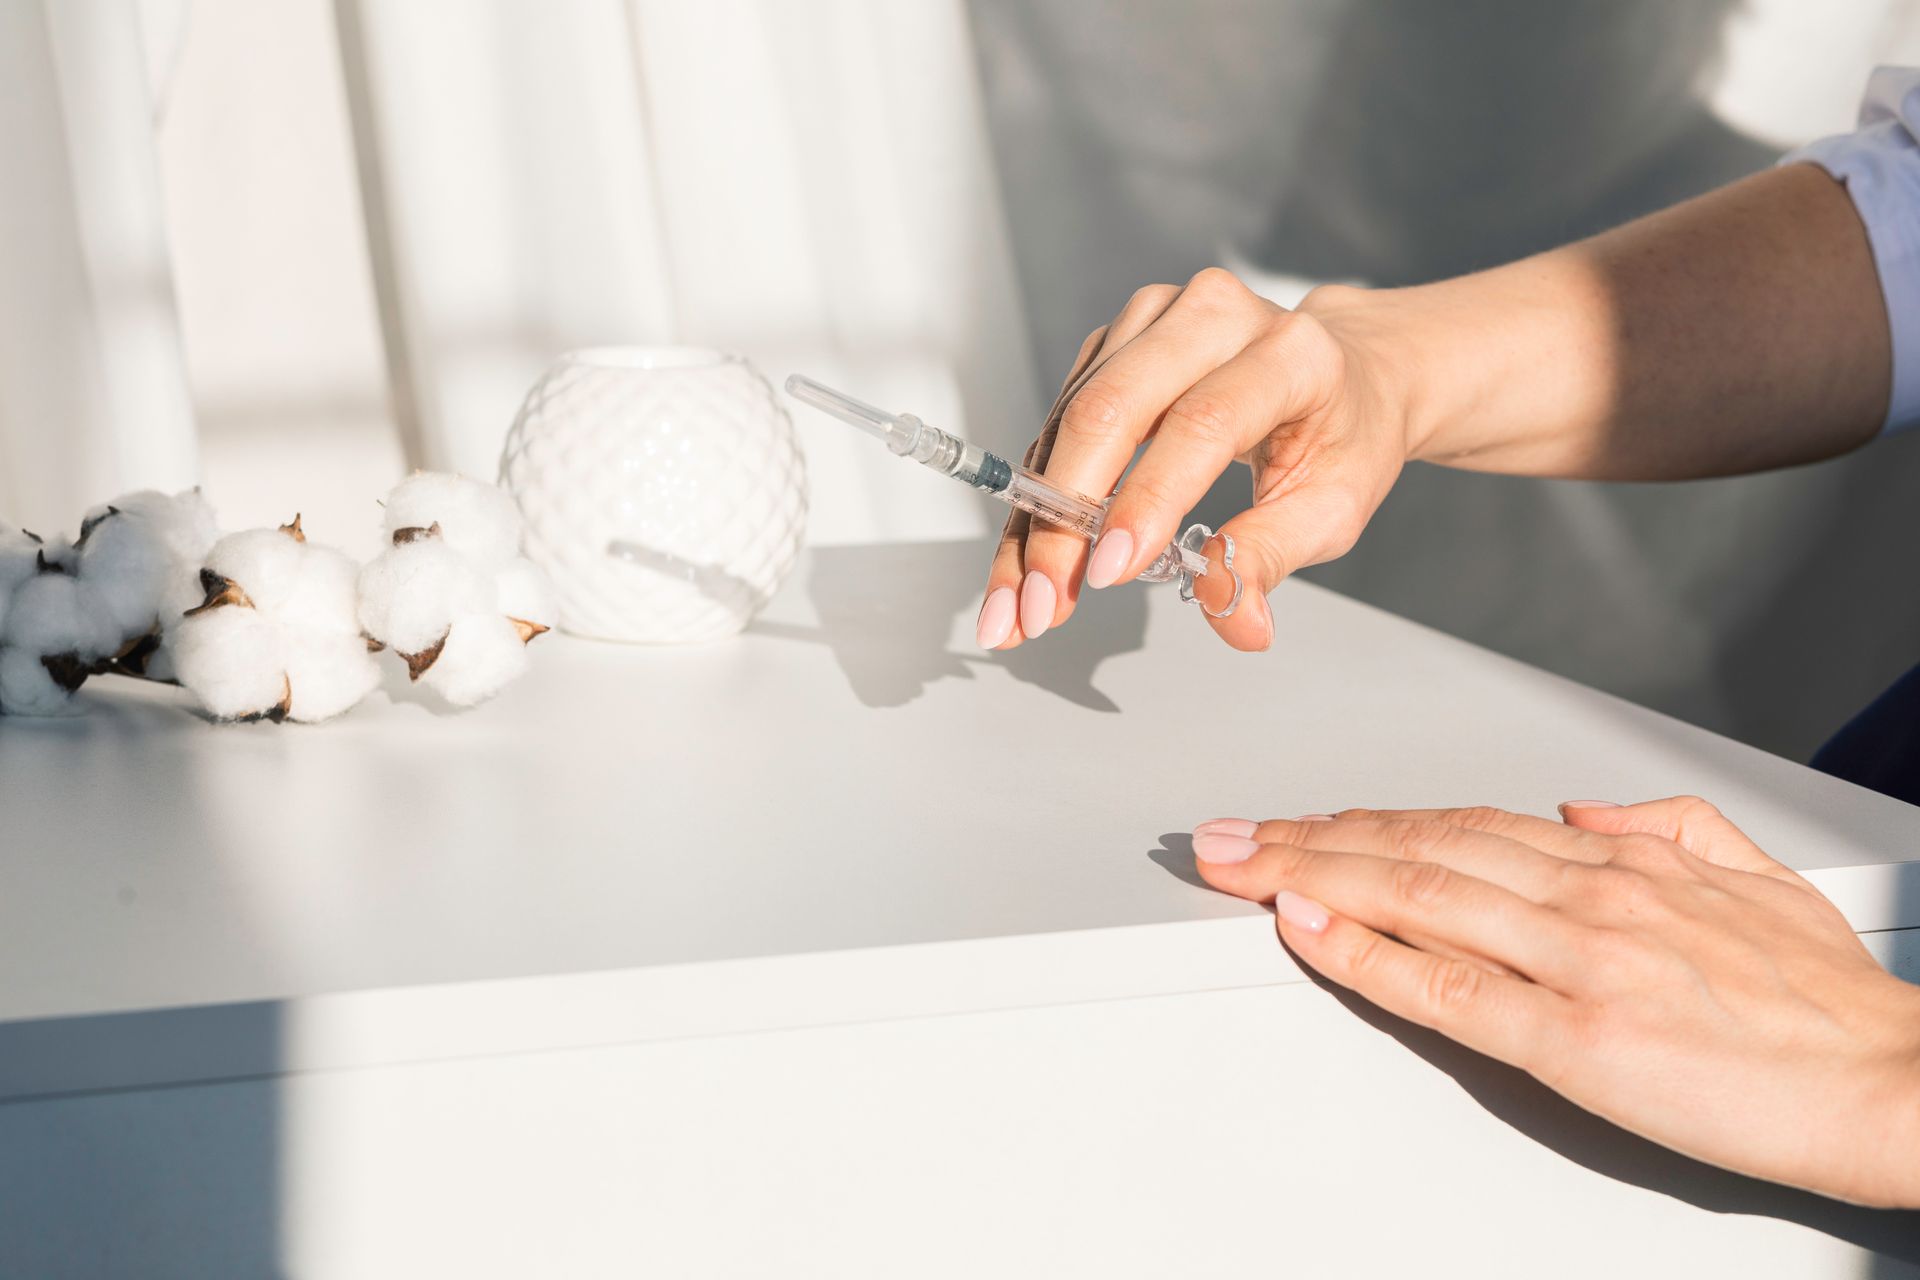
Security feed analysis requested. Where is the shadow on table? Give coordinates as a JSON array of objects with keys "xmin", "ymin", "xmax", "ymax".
[
  {"xmin": 751, "ymin": 540, "xmax": 1146, "ymax": 712},
  {"xmin": 1148, "ymin": 833, "xmax": 1211, "ymax": 891},
  {"xmin": 1313, "ymin": 965, "xmax": 1920, "ymax": 1268}
]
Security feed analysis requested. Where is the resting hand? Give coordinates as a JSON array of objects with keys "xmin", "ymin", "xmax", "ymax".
[
  {"xmin": 976, "ymin": 270, "xmax": 1408, "ymax": 653},
  {"xmin": 1190, "ymin": 797, "xmax": 1920, "ymax": 1207}
]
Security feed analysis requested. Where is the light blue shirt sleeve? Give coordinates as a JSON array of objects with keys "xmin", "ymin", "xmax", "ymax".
[{"xmin": 1782, "ymin": 66, "xmax": 1920, "ymax": 434}]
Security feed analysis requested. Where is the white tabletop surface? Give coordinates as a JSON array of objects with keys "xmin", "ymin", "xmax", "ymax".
[{"xmin": 4, "ymin": 537, "xmax": 1918, "ymax": 1100}]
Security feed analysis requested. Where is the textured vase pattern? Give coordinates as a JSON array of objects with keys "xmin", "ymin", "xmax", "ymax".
[{"xmin": 500, "ymin": 350, "xmax": 808, "ymax": 643}]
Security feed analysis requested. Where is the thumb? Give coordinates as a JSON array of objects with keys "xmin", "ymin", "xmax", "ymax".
[
  {"xmin": 1199, "ymin": 481, "xmax": 1363, "ymax": 653},
  {"xmin": 1558, "ymin": 795, "xmax": 1789, "ymax": 878}
]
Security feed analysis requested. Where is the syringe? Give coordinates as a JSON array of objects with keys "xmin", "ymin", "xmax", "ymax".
[{"xmin": 784, "ymin": 374, "xmax": 1240, "ymax": 616}]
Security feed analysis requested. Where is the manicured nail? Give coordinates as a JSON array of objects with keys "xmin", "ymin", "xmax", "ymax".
[
  {"xmin": 1273, "ymin": 890, "xmax": 1329, "ymax": 933},
  {"xmin": 1194, "ymin": 818, "xmax": 1257, "ymax": 839},
  {"xmin": 1086, "ymin": 529, "xmax": 1134, "ymax": 589},
  {"xmin": 1251, "ymin": 592, "xmax": 1274, "ymax": 650},
  {"xmin": 1193, "ymin": 833, "xmax": 1260, "ymax": 864},
  {"xmin": 976, "ymin": 587, "xmax": 1017, "ymax": 649},
  {"xmin": 1560, "ymin": 800, "xmax": 1620, "ymax": 810},
  {"xmin": 1296, "ymin": 813, "xmax": 1334, "ymax": 822},
  {"xmin": 1020, "ymin": 571, "xmax": 1056, "ymax": 640}
]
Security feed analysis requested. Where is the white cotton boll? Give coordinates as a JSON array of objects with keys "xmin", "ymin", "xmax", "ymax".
[
  {"xmin": 0, "ymin": 527, "xmax": 42, "ymax": 599},
  {"xmin": 157, "ymin": 564, "xmax": 208, "ymax": 627},
  {"xmin": 0, "ymin": 647, "xmax": 83, "ymax": 717},
  {"xmin": 76, "ymin": 510, "xmax": 174, "ymax": 637},
  {"xmin": 170, "ymin": 606, "xmax": 289, "ymax": 720},
  {"xmin": 283, "ymin": 630, "xmax": 380, "ymax": 722},
  {"xmin": 147, "ymin": 566, "xmax": 213, "ymax": 683},
  {"xmin": 381, "ymin": 473, "xmax": 524, "ymax": 566},
  {"xmin": 6, "ymin": 573, "xmax": 120, "ymax": 659},
  {"xmin": 204, "ymin": 529, "xmax": 308, "ymax": 613},
  {"xmin": 357, "ymin": 539, "xmax": 494, "ymax": 654},
  {"xmin": 110, "ymin": 489, "xmax": 219, "ymax": 566},
  {"xmin": 492, "ymin": 556, "xmax": 555, "ymax": 627},
  {"xmin": 277, "ymin": 543, "xmax": 364, "ymax": 638},
  {"xmin": 110, "ymin": 489, "xmax": 220, "ymax": 631},
  {"xmin": 420, "ymin": 613, "xmax": 530, "ymax": 706},
  {"xmin": 144, "ymin": 639, "xmax": 180, "ymax": 685}
]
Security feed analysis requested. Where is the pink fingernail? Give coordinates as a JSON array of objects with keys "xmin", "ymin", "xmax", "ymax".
[
  {"xmin": 1296, "ymin": 813, "xmax": 1334, "ymax": 822},
  {"xmin": 1086, "ymin": 529, "xmax": 1134, "ymax": 589},
  {"xmin": 976, "ymin": 587, "xmax": 1017, "ymax": 649},
  {"xmin": 1193, "ymin": 833, "xmax": 1260, "ymax": 864},
  {"xmin": 1194, "ymin": 818, "xmax": 1257, "ymax": 839},
  {"xmin": 1020, "ymin": 571, "xmax": 1056, "ymax": 640},
  {"xmin": 1560, "ymin": 800, "xmax": 1620, "ymax": 810},
  {"xmin": 1273, "ymin": 890, "xmax": 1329, "ymax": 933}
]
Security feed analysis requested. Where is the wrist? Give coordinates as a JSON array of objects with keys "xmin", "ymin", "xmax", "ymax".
[
  {"xmin": 1296, "ymin": 282, "xmax": 1449, "ymax": 465},
  {"xmin": 1871, "ymin": 981, "xmax": 1920, "ymax": 1208},
  {"xmin": 1825, "ymin": 974, "xmax": 1920, "ymax": 1208}
]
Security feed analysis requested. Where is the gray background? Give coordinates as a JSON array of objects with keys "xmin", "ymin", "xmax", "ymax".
[{"xmin": 969, "ymin": 0, "xmax": 1920, "ymax": 763}]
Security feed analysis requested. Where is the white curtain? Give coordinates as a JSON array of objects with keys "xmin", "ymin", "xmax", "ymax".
[
  {"xmin": 334, "ymin": 0, "xmax": 1040, "ymax": 547},
  {"xmin": 0, "ymin": 0, "xmax": 198, "ymax": 534},
  {"xmin": 15, "ymin": 0, "xmax": 1920, "ymax": 759}
]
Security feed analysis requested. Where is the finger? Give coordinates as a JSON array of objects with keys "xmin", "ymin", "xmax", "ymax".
[
  {"xmin": 979, "ymin": 326, "xmax": 1113, "ymax": 650},
  {"xmin": 1036, "ymin": 325, "xmax": 1116, "ymax": 457},
  {"xmin": 1194, "ymin": 832, "xmax": 1588, "ymax": 985},
  {"xmin": 1021, "ymin": 288, "xmax": 1251, "ymax": 636},
  {"xmin": 1194, "ymin": 414, "xmax": 1398, "ymax": 650},
  {"xmin": 1094, "ymin": 307, "xmax": 1338, "ymax": 591},
  {"xmin": 1557, "ymin": 795, "xmax": 1798, "ymax": 882},
  {"xmin": 1080, "ymin": 350, "xmax": 1302, "ymax": 652},
  {"xmin": 976, "ymin": 514, "xmax": 1028, "ymax": 650},
  {"xmin": 1275, "ymin": 895, "xmax": 1573, "ymax": 1075},
  {"xmin": 1231, "ymin": 815, "xmax": 1585, "ymax": 903},
  {"xmin": 1322, "ymin": 806, "xmax": 1617, "ymax": 867},
  {"xmin": 1045, "ymin": 326, "xmax": 1113, "ymax": 428},
  {"xmin": 1013, "ymin": 289, "xmax": 1184, "ymax": 640}
]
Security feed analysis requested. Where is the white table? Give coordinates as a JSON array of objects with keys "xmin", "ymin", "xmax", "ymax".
[{"xmin": 4, "ymin": 538, "xmax": 1918, "ymax": 1277}]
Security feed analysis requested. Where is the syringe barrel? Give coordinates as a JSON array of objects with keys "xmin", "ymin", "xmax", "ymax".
[
  {"xmin": 783, "ymin": 372, "xmax": 1209, "ymax": 586},
  {"xmin": 994, "ymin": 464, "xmax": 1206, "ymax": 583}
]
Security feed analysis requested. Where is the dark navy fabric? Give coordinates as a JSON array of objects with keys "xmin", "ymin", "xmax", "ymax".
[{"xmin": 1812, "ymin": 661, "xmax": 1920, "ymax": 805}]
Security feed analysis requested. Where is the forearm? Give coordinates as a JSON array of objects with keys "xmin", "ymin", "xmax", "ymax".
[{"xmin": 1307, "ymin": 163, "xmax": 1893, "ymax": 480}]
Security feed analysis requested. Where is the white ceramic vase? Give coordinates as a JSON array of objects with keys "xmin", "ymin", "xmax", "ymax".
[{"xmin": 500, "ymin": 348, "xmax": 808, "ymax": 643}]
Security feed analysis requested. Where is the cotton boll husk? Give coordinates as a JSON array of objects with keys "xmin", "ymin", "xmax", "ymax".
[
  {"xmin": 6, "ymin": 573, "xmax": 121, "ymax": 659},
  {"xmin": 204, "ymin": 528, "xmax": 309, "ymax": 613},
  {"xmin": 0, "ymin": 647, "xmax": 83, "ymax": 716},
  {"xmin": 76, "ymin": 510, "xmax": 174, "ymax": 637},
  {"xmin": 283, "ymin": 630, "xmax": 380, "ymax": 722},
  {"xmin": 277, "ymin": 542, "xmax": 364, "ymax": 638},
  {"xmin": 492, "ymin": 557, "xmax": 556, "ymax": 627},
  {"xmin": 357, "ymin": 539, "xmax": 494, "ymax": 654},
  {"xmin": 381, "ymin": 473, "xmax": 523, "ymax": 565},
  {"xmin": 421, "ymin": 613, "xmax": 530, "ymax": 706},
  {"xmin": 171, "ymin": 606, "xmax": 289, "ymax": 720},
  {"xmin": 34, "ymin": 535, "xmax": 78, "ymax": 575}
]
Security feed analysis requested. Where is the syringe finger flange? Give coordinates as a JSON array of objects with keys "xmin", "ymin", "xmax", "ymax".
[{"xmin": 1176, "ymin": 524, "xmax": 1243, "ymax": 619}]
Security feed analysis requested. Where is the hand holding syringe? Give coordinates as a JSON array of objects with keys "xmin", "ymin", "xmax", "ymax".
[{"xmin": 784, "ymin": 374, "xmax": 1243, "ymax": 619}]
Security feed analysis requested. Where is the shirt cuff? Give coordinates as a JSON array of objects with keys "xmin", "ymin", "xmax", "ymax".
[{"xmin": 1781, "ymin": 66, "xmax": 1920, "ymax": 435}]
